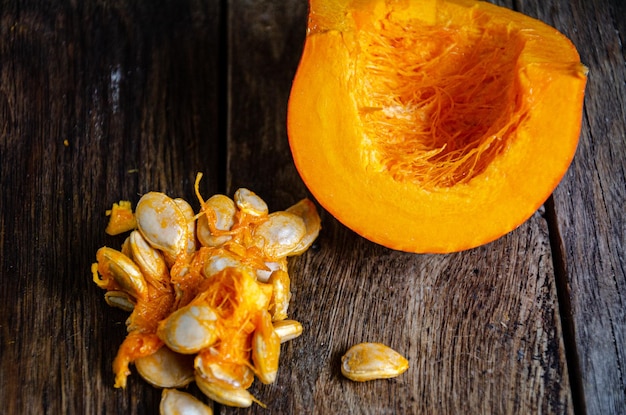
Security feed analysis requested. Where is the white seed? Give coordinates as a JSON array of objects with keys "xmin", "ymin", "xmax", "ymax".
[
  {"xmin": 96, "ymin": 247, "xmax": 148, "ymax": 300},
  {"xmin": 251, "ymin": 310, "xmax": 281, "ymax": 384},
  {"xmin": 173, "ymin": 198, "xmax": 198, "ymax": 256},
  {"xmin": 202, "ymin": 251, "xmax": 242, "ymax": 279},
  {"xmin": 285, "ymin": 198, "xmax": 321, "ymax": 256},
  {"xmin": 157, "ymin": 304, "xmax": 219, "ymax": 354},
  {"xmin": 234, "ymin": 188, "xmax": 268, "ymax": 217},
  {"xmin": 194, "ymin": 352, "xmax": 254, "ymax": 390},
  {"xmin": 341, "ymin": 342, "xmax": 409, "ymax": 382},
  {"xmin": 129, "ymin": 230, "xmax": 169, "ymax": 287},
  {"xmin": 136, "ymin": 192, "xmax": 188, "ymax": 259},
  {"xmin": 104, "ymin": 291, "xmax": 135, "ymax": 312},
  {"xmin": 120, "ymin": 235, "xmax": 133, "ymax": 258},
  {"xmin": 197, "ymin": 194, "xmax": 236, "ymax": 247},
  {"xmin": 206, "ymin": 195, "xmax": 237, "ymax": 230},
  {"xmin": 268, "ymin": 270, "xmax": 291, "ymax": 322},
  {"xmin": 160, "ymin": 389, "xmax": 213, "ymax": 415},
  {"xmin": 251, "ymin": 212, "xmax": 306, "ymax": 259},
  {"xmin": 273, "ymin": 320, "xmax": 303, "ymax": 343},
  {"xmin": 197, "ymin": 215, "xmax": 232, "ymax": 247},
  {"xmin": 195, "ymin": 373, "xmax": 254, "ymax": 408},
  {"xmin": 135, "ymin": 346, "xmax": 195, "ymax": 388},
  {"xmin": 255, "ymin": 259, "xmax": 286, "ymax": 283}
]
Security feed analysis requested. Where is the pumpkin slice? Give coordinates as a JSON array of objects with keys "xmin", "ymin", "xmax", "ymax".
[{"xmin": 288, "ymin": 0, "xmax": 587, "ymax": 253}]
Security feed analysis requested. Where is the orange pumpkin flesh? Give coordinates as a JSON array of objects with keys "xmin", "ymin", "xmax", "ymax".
[{"xmin": 288, "ymin": 0, "xmax": 587, "ymax": 253}]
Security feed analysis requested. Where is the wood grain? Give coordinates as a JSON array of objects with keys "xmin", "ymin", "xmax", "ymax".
[
  {"xmin": 224, "ymin": 1, "xmax": 570, "ymax": 414},
  {"xmin": 545, "ymin": 0, "xmax": 626, "ymax": 413},
  {"xmin": 0, "ymin": 0, "xmax": 623, "ymax": 414},
  {"xmin": 0, "ymin": 1, "xmax": 222, "ymax": 413}
]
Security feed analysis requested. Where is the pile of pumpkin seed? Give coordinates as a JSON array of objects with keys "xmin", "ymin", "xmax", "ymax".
[{"xmin": 91, "ymin": 175, "xmax": 321, "ymax": 413}]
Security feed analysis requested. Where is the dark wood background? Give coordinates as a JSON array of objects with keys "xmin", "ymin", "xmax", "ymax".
[{"xmin": 1, "ymin": 0, "xmax": 624, "ymax": 414}]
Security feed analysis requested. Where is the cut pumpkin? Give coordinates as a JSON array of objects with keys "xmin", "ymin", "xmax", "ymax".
[{"xmin": 288, "ymin": 0, "xmax": 587, "ymax": 253}]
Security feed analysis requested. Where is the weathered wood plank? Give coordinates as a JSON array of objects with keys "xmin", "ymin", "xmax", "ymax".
[
  {"xmin": 541, "ymin": 0, "xmax": 626, "ymax": 413},
  {"xmin": 0, "ymin": 1, "xmax": 222, "ymax": 413},
  {"xmin": 0, "ymin": 0, "xmax": 622, "ymax": 414},
  {"xmin": 225, "ymin": 0, "xmax": 309, "ymax": 201},
  {"xmin": 267, "ymin": 214, "xmax": 572, "ymax": 414},
  {"xmin": 224, "ymin": 0, "xmax": 572, "ymax": 413}
]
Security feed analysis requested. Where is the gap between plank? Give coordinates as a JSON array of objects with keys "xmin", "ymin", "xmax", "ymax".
[
  {"xmin": 215, "ymin": 4, "xmax": 227, "ymax": 413},
  {"xmin": 216, "ymin": 0, "xmax": 229, "ymax": 196},
  {"xmin": 545, "ymin": 195, "xmax": 587, "ymax": 415}
]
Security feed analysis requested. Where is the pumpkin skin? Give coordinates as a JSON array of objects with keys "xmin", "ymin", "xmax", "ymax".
[{"xmin": 287, "ymin": 0, "xmax": 587, "ymax": 253}]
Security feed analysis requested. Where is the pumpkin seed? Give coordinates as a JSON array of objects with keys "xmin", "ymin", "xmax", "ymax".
[
  {"xmin": 160, "ymin": 389, "xmax": 213, "ymax": 415},
  {"xmin": 285, "ymin": 198, "xmax": 321, "ymax": 255},
  {"xmin": 341, "ymin": 342, "xmax": 409, "ymax": 382},
  {"xmin": 251, "ymin": 212, "xmax": 306, "ymax": 259},
  {"xmin": 136, "ymin": 192, "xmax": 188, "ymax": 260},
  {"xmin": 197, "ymin": 194, "xmax": 237, "ymax": 247},
  {"xmin": 157, "ymin": 304, "xmax": 219, "ymax": 354},
  {"xmin": 92, "ymin": 179, "xmax": 321, "ymax": 409},
  {"xmin": 195, "ymin": 373, "xmax": 255, "ymax": 408},
  {"xmin": 95, "ymin": 247, "xmax": 148, "ymax": 300},
  {"xmin": 135, "ymin": 346, "xmax": 194, "ymax": 389},
  {"xmin": 273, "ymin": 319, "xmax": 303, "ymax": 343},
  {"xmin": 268, "ymin": 269, "xmax": 291, "ymax": 322},
  {"xmin": 234, "ymin": 188, "xmax": 268, "ymax": 217},
  {"xmin": 251, "ymin": 310, "xmax": 281, "ymax": 384},
  {"xmin": 104, "ymin": 291, "xmax": 135, "ymax": 312}
]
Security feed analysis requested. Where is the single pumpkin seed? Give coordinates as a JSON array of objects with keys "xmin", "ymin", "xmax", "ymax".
[
  {"xmin": 104, "ymin": 291, "xmax": 135, "ymax": 312},
  {"xmin": 197, "ymin": 194, "xmax": 237, "ymax": 247},
  {"xmin": 136, "ymin": 191, "xmax": 188, "ymax": 260},
  {"xmin": 234, "ymin": 188, "xmax": 268, "ymax": 217},
  {"xmin": 341, "ymin": 342, "xmax": 409, "ymax": 382},
  {"xmin": 195, "ymin": 373, "xmax": 255, "ymax": 408},
  {"xmin": 273, "ymin": 319, "xmax": 303, "ymax": 343},
  {"xmin": 160, "ymin": 388, "xmax": 213, "ymax": 415},
  {"xmin": 268, "ymin": 269, "xmax": 291, "ymax": 322},
  {"xmin": 251, "ymin": 310, "xmax": 281, "ymax": 384},
  {"xmin": 251, "ymin": 212, "xmax": 306, "ymax": 259},
  {"xmin": 135, "ymin": 346, "xmax": 194, "ymax": 388},
  {"xmin": 96, "ymin": 247, "xmax": 148, "ymax": 300},
  {"xmin": 157, "ymin": 304, "xmax": 219, "ymax": 354},
  {"xmin": 285, "ymin": 198, "xmax": 321, "ymax": 256}
]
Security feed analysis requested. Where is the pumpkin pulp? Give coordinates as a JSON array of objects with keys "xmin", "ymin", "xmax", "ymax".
[{"xmin": 288, "ymin": 0, "xmax": 587, "ymax": 253}]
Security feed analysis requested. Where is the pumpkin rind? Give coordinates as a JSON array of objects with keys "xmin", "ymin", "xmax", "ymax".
[{"xmin": 288, "ymin": 0, "xmax": 587, "ymax": 253}]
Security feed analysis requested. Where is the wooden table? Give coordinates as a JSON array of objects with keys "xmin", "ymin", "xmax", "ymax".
[{"xmin": 1, "ymin": 0, "xmax": 624, "ymax": 413}]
